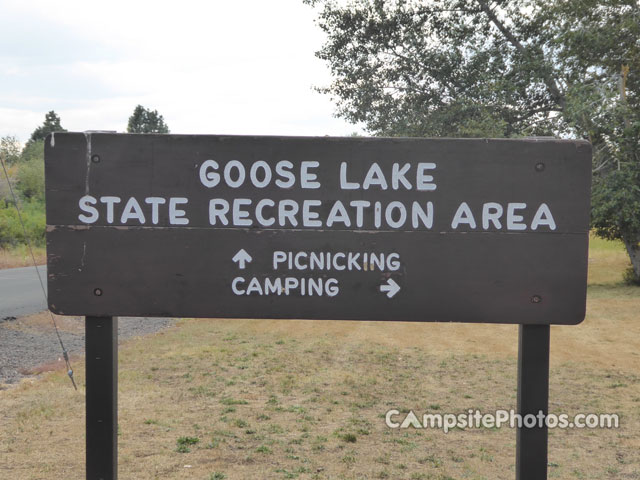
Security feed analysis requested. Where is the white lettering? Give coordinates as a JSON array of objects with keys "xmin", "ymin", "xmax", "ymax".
[
  {"xmin": 326, "ymin": 200, "xmax": 351, "ymax": 227},
  {"xmin": 411, "ymin": 201, "xmax": 433, "ymax": 229},
  {"xmin": 392, "ymin": 163, "xmax": 412, "ymax": 190},
  {"xmin": 249, "ymin": 161, "xmax": 272, "ymax": 188},
  {"xmin": 169, "ymin": 198, "xmax": 189, "ymax": 225},
  {"xmin": 232, "ymin": 198, "xmax": 253, "ymax": 226},
  {"xmin": 256, "ymin": 199, "xmax": 275, "ymax": 227},
  {"xmin": 145, "ymin": 197, "xmax": 166, "ymax": 225},
  {"xmin": 451, "ymin": 202, "xmax": 476, "ymax": 229},
  {"xmin": 209, "ymin": 199, "xmax": 229, "ymax": 226},
  {"xmin": 224, "ymin": 160, "xmax": 245, "ymax": 188},
  {"xmin": 385, "ymin": 201, "xmax": 407, "ymax": 229},
  {"xmin": 416, "ymin": 163, "xmax": 437, "ymax": 191},
  {"xmin": 99, "ymin": 196, "xmax": 121, "ymax": 224},
  {"xmin": 482, "ymin": 202, "xmax": 503, "ymax": 230},
  {"xmin": 273, "ymin": 251, "xmax": 287, "ymax": 270},
  {"xmin": 278, "ymin": 200, "xmax": 299, "ymax": 227},
  {"xmin": 275, "ymin": 160, "xmax": 295, "ymax": 188},
  {"xmin": 199, "ymin": 159, "xmax": 220, "ymax": 188},
  {"xmin": 340, "ymin": 162, "xmax": 360, "ymax": 189},
  {"xmin": 120, "ymin": 197, "xmax": 146, "ymax": 224},
  {"xmin": 302, "ymin": 200, "xmax": 322, "ymax": 227},
  {"xmin": 300, "ymin": 161, "xmax": 320, "ymax": 189},
  {"xmin": 350, "ymin": 200, "xmax": 370, "ymax": 228},
  {"xmin": 78, "ymin": 195, "xmax": 98, "ymax": 224},
  {"xmin": 507, "ymin": 203, "xmax": 527, "ymax": 231},
  {"xmin": 232, "ymin": 277, "xmax": 245, "ymax": 295},
  {"xmin": 531, "ymin": 203, "xmax": 556, "ymax": 231},
  {"xmin": 363, "ymin": 162, "xmax": 388, "ymax": 190}
]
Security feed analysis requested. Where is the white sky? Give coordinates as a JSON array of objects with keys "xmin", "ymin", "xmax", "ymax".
[{"xmin": 0, "ymin": 0, "xmax": 361, "ymax": 142}]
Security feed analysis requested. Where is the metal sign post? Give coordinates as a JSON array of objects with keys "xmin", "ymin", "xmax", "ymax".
[{"xmin": 43, "ymin": 133, "xmax": 591, "ymax": 480}]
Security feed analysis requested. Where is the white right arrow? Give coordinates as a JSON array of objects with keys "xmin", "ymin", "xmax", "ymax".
[
  {"xmin": 380, "ymin": 278, "xmax": 401, "ymax": 298},
  {"xmin": 232, "ymin": 249, "xmax": 252, "ymax": 269}
]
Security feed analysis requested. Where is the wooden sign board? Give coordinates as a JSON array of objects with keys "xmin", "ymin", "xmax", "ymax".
[{"xmin": 45, "ymin": 133, "xmax": 591, "ymax": 324}]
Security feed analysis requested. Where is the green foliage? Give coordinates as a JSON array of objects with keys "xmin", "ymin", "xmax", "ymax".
[
  {"xmin": 28, "ymin": 111, "xmax": 66, "ymax": 144},
  {"xmin": 0, "ymin": 135, "xmax": 45, "ymax": 248},
  {"xmin": 308, "ymin": 0, "xmax": 640, "ymax": 280},
  {"xmin": 127, "ymin": 105, "xmax": 170, "ymax": 133},
  {"xmin": 307, "ymin": 0, "xmax": 564, "ymax": 137},
  {"xmin": 340, "ymin": 433, "xmax": 357, "ymax": 443},
  {"xmin": 0, "ymin": 136, "xmax": 21, "ymax": 165},
  {"xmin": 175, "ymin": 436, "xmax": 199, "ymax": 453},
  {"xmin": 19, "ymin": 139, "xmax": 44, "ymax": 165},
  {"xmin": 623, "ymin": 266, "xmax": 640, "ymax": 286},
  {"xmin": 0, "ymin": 199, "xmax": 45, "ymax": 248},
  {"xmin": 16, "ymin": 155, "xmax": 45, "ymax": 202},
  {"xmin": 592, "ymin": 163, "xmax": 640, "ymax": 241},
  {"xmin": 255, "ymin": 444, "xmax": 272, "ymax": 454},
  {"xmin": 308, "ymin": 0, "xmax": 638, "ymax": 138}
]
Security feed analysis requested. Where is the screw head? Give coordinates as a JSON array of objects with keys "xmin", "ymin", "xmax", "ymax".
[
  {"xmin": 94, "ymin": 288, "xmax": 103, "ymax": 296},
  {"xmin": 91, "ymin": 154, "xmax": 101, "ymax": 163},
  {"xmin": 535, "ymin": 162, "xmax": 545, "ymax": 172},
  {"xmin": 531, "ymin": 295, "xmax": 542, "ymax": 304}
]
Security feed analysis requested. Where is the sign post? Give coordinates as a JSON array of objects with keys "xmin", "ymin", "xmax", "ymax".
[
  {"xmin": 516, "ymin": 324, "xmax": 550, "ymax": 480},
  {"xmin": 85, "ymin": 316, "xmax": 118, "ymax": 480},
  {"xmin": 44, "ymin": 133, "xmax": 591, "ymax": 480}
]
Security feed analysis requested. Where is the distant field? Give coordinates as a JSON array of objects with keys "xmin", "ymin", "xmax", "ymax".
[{"xmin": 1, "ymin": 236, "xmax": 638, "ymax": 479}]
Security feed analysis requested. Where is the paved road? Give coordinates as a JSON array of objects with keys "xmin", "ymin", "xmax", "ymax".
[{"xmin": 0, "ymin": 266, "xmax": 48, "ymax": 319}]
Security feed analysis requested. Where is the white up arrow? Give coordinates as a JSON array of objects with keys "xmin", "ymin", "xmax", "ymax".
[
  {"xmin": 380, "ymin": 278, "xmax": 401, "ymax": 298},
  {"xmin": 232, "ymin": 249, "xmax": 252, "ymax": 269}
]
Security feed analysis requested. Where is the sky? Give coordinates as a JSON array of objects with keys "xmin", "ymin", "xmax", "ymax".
[{"xmin": 0, "ymin": 0, "xmax": 361, "ymax": 142}]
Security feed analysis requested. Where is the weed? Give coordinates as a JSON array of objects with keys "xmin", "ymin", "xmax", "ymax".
[
  {"xmin": 206, "ymin": 438, "xmax": 220, "ymax": 449},
  {"xmin": 340, "ymin": 433, "xmax": 357, "ymax": 443},
  {"xmin": 176, "ymin": 436, "xmax": 199, "ymax": 453},
  {"xmin": 341, "ymin": 454, "xmax": 356, "ymax": 465},
  {"xmin": 234, "ymin": 419, "xmax": 248, "ymax": 428}
]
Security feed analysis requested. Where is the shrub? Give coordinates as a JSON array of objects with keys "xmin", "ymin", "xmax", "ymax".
[
  {"xmin": 0, "ymin": 200, "xmax": 45, "ymax": 247},
  {"xmin": 623, "ymin": 267, "xmax": 640, "ymax": 286}
]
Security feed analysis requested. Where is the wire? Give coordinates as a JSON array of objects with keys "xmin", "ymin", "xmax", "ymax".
[{"xmin": 0, "ymin": 151, "xmax": 77, "ymax": 390}]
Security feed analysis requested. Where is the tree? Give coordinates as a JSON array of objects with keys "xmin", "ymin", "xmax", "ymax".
[
  {"xmin": 0, "ymin": 137, "xmax": 20, "ymax": 203},
  {"xmin": 0, "ymin": 136, "xmax": 21, "ymax": 166},
  {"xmin": 127, "ymin": 105, "xmax": 170, "ymax": 133},
  {"xmin": 19, "ymin": 139, "xmax": 44, "ymax": 165},
  {"xmin": 28, "ymin": 111, "xmax": 67, "ymax": 144},
  {"xmin": 307, "ymin": 0, "xmax": 640, "ymax": 282}
]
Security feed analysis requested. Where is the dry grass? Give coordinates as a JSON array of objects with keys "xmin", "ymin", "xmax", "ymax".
[
  {"xmin": 0, "ymin": 245, "xmax": 46, "ymax": 269},
  {"xmin": 1, "ymin": 236, "xmax": 639, "ymax": 479}
]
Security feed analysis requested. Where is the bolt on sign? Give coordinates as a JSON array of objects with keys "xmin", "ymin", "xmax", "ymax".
[{"xmin": 45, "ymin": 133, "xmax": 591, "ymax": 324}]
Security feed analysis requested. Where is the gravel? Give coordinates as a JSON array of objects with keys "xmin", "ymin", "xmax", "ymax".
[{"xmin": 0, "ymin": 316, "xmax": 175, "ymax": 386}]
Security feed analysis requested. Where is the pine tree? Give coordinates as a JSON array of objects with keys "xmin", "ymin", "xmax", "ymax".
[
  {"xmin": 127, "ymin": 105, "xmax": 170, "ymax": 134},
  {"xmin": 28, "ymin": 111, "xmax": 67, "ymax": 144}
]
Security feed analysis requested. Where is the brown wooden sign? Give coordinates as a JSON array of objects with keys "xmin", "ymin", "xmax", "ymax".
[{"xmin": 45, "ymin": 133, "xmax": 591, "ymax": 324}]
